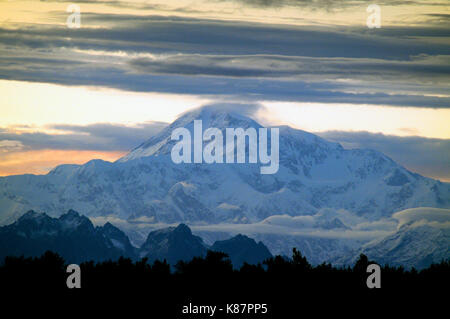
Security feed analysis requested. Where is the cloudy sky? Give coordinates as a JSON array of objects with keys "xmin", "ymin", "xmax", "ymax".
[{"xmin": 0, "ymin": 0, "xmax": 449, "ymax": 180}]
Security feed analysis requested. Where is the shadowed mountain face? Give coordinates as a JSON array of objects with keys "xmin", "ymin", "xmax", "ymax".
[
  {"xmin": 140, "ymin": 224, "xmax": 207, "ymax": 264},
  {"xmin": 139, "ymin": 224, "xmax": 274, "ymax": 267},
  {"xmin": 0, "ymin": 211, "xmax": 274, "ymax": 267},
  {"xmin": 211, "ymin": 234, "xmax": 272, "ymax": 268},
  {"xmin": 0, "ymin": 210, "xmax": 138, "ymax": 263}
]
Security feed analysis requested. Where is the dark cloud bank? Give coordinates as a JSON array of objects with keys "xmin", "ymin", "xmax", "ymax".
[{"xmin": 0, "ymin": 13, "xmax": 449, "ymax": 107}]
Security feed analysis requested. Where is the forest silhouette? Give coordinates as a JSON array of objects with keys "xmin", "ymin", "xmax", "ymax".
[{"xmin": 1, "ymin": 248, "xmax": 448, "ymax": 317}]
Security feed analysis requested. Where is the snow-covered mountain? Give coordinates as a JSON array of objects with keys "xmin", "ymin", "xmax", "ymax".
[
  {"xmin": 1, "ymin": 106, "xmax": 447, "ymax": 225},
  {"xmin": 335, "ymin": 207, "xmax": 450, "ymax": 269},
  {"xmin": 359, "ymin": 223, "xmax": 449, "ymax": 269},
  {"xmin": 0, "ymin": 105, "xmax": 448, "ymax": 267}
]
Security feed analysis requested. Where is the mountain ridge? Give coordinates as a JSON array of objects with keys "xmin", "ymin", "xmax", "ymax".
[
  {"xmin": 0, "ymin": 209, "xmax": 137, "ymax": 263},
  {"xmin": 0, "ymin": 210, "xmax": 273, "ymax": 267}
]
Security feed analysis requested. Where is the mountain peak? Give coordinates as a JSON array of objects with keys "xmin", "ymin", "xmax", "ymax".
[
  {"xmin": 174, "ymin": 223, "xmax": 192, "ymax": 235},
  {"xmin": 64, "ymin": 209, "xmax": 80, "ymax": 218},
  {"xmin": 100, "ymin": 221, "xmax": 124, "ymax": 236},
  {"xmin": 140, "ymin": 223, "xmax": 207, "ymax": 263},
  {"xmin": 18, "ymin": 210, "xmax": 46, "ymax": 222},
  {"xmin": 175, "ymin": 104, "xmax": 262, "ymax": 130},
  {"xmin": 16, "ymin": 210, "xmax": 53, "ymax": 228},
  {"xmin": 103, "ymin": 221, "xmax": 115, "ymax": 229},
  {"xmin": 59, "ymin": 209, "xmax": 93, "ymax": 231},
  {"xmin": 211, "ymin": 234, "xmax": 272, "ymax": 267},
  {"xmin": 118, "ymin": 104, "xmax": 263, "ymax": 162}
]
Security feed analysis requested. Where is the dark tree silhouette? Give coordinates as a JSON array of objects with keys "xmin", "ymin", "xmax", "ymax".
[{"xmin": 1, "ymin": 249, "xmax": 448, "ymax": 317}]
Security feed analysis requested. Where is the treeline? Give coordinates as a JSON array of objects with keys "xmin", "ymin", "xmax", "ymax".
[
  {"xmin": 1, "ymin": 248, "xmax": 448, "ymax": 290},
  {"xmin": 1, "ymin": 249, "xmax": 448, "ymax": 316}
]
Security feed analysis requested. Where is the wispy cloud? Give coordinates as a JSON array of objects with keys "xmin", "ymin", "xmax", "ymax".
[
  {"xmin": 393, "ymin": 207, "xmax": 450, "ymax": 229},
  {"xmin": 0, "ymin": 122, "xmax": 166, "ymax": 152}
]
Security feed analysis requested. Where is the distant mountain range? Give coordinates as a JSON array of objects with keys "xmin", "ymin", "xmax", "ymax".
[
  {"xmin": 0, "ymin": 209, "xmax": 272, "ymax": 267},
  {"xmin": 0, "ymin": 105, "xmax": 448, "ymax": 268},
  {"xmin": 0, "ymin": 210, "xmax": 136, "ymax": 264}
]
